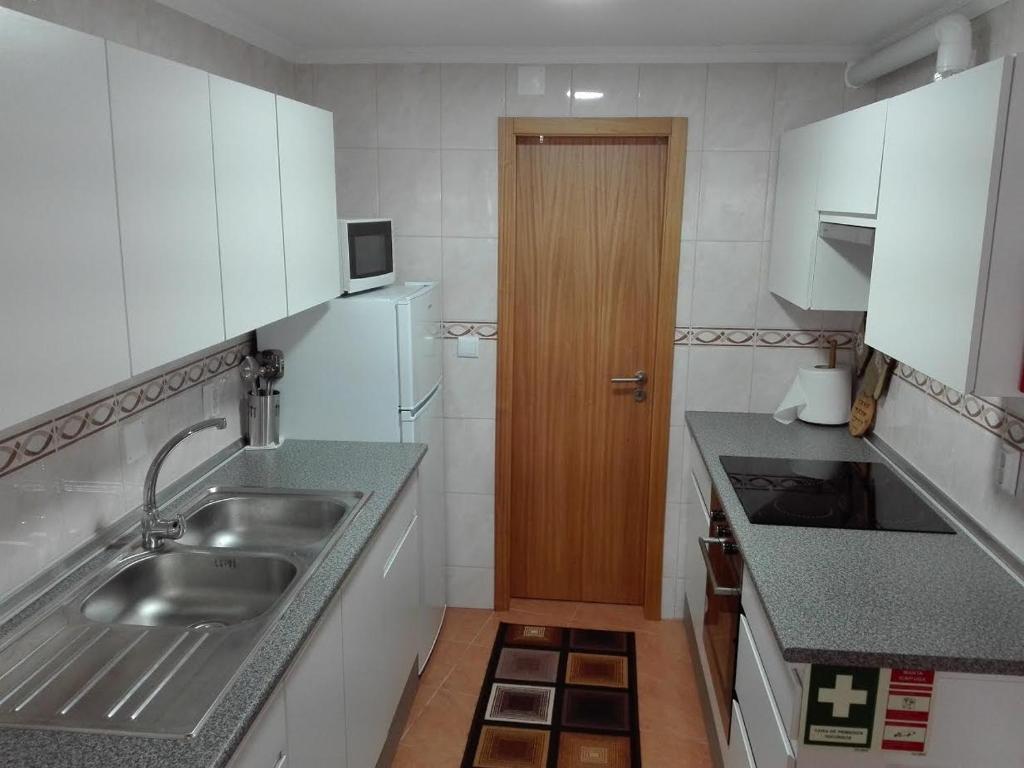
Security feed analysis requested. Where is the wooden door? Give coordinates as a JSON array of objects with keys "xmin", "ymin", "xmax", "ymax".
[{"xmin": 507, "ymin": 126, "xmax": 677, "ymax": 605}]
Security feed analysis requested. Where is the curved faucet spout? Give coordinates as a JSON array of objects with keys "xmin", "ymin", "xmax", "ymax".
[{"xmin": 142, "ymin": 417, "xmax": 227, "ymax": 550}]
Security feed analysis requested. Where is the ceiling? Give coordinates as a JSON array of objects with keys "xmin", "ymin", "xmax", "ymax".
[{"xmin": 155, "ymin": 0, "xmax": 1002, "ymax": 63}]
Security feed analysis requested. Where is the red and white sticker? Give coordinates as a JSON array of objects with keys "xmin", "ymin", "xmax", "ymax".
[{"xmin": 881, "ymin": 670, "xmax": 934, "ymax": 753}]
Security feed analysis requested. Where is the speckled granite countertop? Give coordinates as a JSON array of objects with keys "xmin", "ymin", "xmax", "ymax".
[
  {"xmin": 685, "ymin": 411, "xmax": 1024, "ymax": 676},
  {"xmin": 0, "ymin": 440, "xmax": 425, "ymax": 768}
]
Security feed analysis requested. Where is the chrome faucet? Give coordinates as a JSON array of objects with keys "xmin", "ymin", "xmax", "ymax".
[{"xmin": 141, "ymin": 418, "xmax": 227, "ymax": 551}]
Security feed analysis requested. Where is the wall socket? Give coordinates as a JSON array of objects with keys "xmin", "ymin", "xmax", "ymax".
[{"xmin": 996, "ymin": 443, "xmax": 1022, "ymax": 496}]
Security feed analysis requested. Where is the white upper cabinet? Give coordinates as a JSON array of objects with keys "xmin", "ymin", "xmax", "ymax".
[
  {"xmin": 107, "ymin": 43, "xmax": 224, "ymax": 375},
  {"xmin": 276, "ymin": 96, "xmax": 341, "ymax": 315},
  {"xmin": 769, "ymin": 101, "xmax": 886, "ymax": 312},
  {"xmin": 866, "ymin": 58, "xmax": 1015, "ymax": 394},
  {"xmin": 209, "ymin": 76, "xmax": 288, "ymax": 338},
  {"xmin": 817, "ymin": 101, "xmax": 887, "ymax": 216},
  {"xmin": 0, "ymin": 11, "xmax": 130, "ymax": 431},
  {"xmin": 768, "ymin": 123, "xmax": 822, "ymax": 310}
]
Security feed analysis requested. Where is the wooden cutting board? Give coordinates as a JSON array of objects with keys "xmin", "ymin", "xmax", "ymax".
[{"xmin": 849, "ymin": 350, "xmax": 895, "ymax": 437}]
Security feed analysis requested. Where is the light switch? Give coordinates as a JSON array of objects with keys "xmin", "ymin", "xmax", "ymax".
[
  {"xmin": 517, "ymin": 66, "xmax": 546, "ymax": 96},
  {"xmin": 457, "ymin": 334, "xmax": 480, "ymax": 358}
]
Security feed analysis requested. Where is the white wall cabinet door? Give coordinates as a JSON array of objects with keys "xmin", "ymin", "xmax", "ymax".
[
  {"xmin": 209, "ymin": 75, "xmax": 288, "ymax": 338},
  {"xmin": 768, "ymin": 123, "xmax": 821, "ymax": 310},
  {"xmin": 277, "ymin": 96, "xmax": 340, "ymax": 315},
  {"xmin": 0, "ymin": 10, "xmax": 130, "ymax": 432},
  {"xmin": 228, "ymin": 688, "xmax": 287, "ymax": 768},
  {"xmin": 866, "ymin": 58, "xmax": 1013, "ymax": 392},
  {"xmin": 285, "ymin": 592, "xmax": 347, "ymax": 768},
  {"xmin": 817, "ymin": 101, "xmax": 887, "ymax": 216},
  {"xmin": 107, "ymin": 43, "xmax": 224, "ymax": 375}
]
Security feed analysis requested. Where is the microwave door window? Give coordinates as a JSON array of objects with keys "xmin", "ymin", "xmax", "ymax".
[{"xmin": 350, "ymin": 233, "xmax": 392, "ymax": 278}]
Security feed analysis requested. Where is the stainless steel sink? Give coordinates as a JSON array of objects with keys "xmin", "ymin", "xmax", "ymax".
[
  {"xmin": 178, "ymin": 488, "xmax": 359, "ymax": 551},
  {"xmin": 80, "ymin": 551, "xmax": 297, "ymax": 629},
  {"xmin": 0, "ymin": 485, "xmax": 368, "ymax": 738}
]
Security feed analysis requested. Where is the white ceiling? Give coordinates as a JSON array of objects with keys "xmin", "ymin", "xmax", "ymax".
[{"xmin": 155, "ymin": 0, "xmax": 1004, "ymax": 63}]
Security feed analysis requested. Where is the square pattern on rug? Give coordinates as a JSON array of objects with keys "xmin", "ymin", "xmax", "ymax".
[{"xmin": 462, "ymin": 623, "xmax": 641, "ymax": 768}]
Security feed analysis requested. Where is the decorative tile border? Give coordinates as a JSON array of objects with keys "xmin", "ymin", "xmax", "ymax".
[
  {"xmin": 0, "ymin": 338, "xmax": 253, "ymax": 480},
  {"xmin": 443, "ymin": 322, "xmax": 857, "ymax": 351},
  {"xmin": 443, "ymin": 321, "xmax": 498, "ymax": 340},
  {"xmin": 893, "ymin": 363, "xmax": 1024, "ymax": 452}
]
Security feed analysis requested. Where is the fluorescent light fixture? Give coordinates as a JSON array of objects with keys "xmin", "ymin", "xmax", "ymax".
[{"xmin": 566, "ymin": 90, "xmax": 604, "ymax": 100}]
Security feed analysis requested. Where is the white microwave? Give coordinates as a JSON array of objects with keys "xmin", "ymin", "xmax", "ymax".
[{"xmin": 338, "ymin": 218, "xmax": 396, "ymax": 294}]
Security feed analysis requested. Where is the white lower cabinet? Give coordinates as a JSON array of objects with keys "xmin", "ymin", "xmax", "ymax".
[
  {"xmin": 284, "ymin": 592, "xmax": 347, "ymax": 768},
  {"xmin": 726, "ymin": 700, "xmax": 757, "ymax": 768},
  {"xmin": 342, "ymin": 474, "xmax": 420, "ymax": 768},
  {"xmin": 229, "ymin": 688, "xmax": 288, "ymax": 768},
  {"xmin": 735, "ymin": 615, "xmax": 796, "ymax": 768},
  {"xmin": 232, "ymin": 473, "xmax": 421, "ymax": 768},
  {"xmin": 382, "ymin": 514, "xmax": 421, "ymax": 719},
  {"xmin": 683, "ymin": 472, "xmax": 710, "ymax": 636}
]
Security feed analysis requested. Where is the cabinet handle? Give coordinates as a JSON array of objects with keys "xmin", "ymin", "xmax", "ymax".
[
  {"xmin": 272, "ymin": 752, "xmax": 287, "ymax": 768},
  {"xmin": 698, "ymin": 537, "xmax": 741, "ymax": 597}
]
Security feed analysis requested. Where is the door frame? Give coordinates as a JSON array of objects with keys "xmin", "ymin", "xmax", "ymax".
[{"xmin": 494, "ymin": 117, "xmax": 687, "ymax": 619}]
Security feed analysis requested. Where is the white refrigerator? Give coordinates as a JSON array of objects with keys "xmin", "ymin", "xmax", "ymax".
[{"xmin": 258, "ymin": 282, "xmax": 446, "ymax": 670}]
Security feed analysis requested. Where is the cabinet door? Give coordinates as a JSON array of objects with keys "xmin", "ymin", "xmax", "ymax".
[
  {"xmin": 341, "ymin": 526, "xmax": 388, "ymax": 768},
  {"xmin": 228, "ymin": 688, "xmax": 287, "ymax": 768},
  {"xmin": 210, "ymin": 75, "xmax": 288, "ymax": 338},
  {"xmin": 277, "ymin": 96, "xmax": 340, "ymax": 315},
  {"xmin": 683, "ymin": 473, "xmax": 710, "ymax": 635},
  {"xmin": 107, "ymin": 43, "xmax": 224, "ymax": 374},
  {"xmin": 817, "ymin": 101, "xmax": 887, "ymax": 215},
  {"xmin": 382, "ymin": 514, "xmax": 421, "ymax": 718},
  {"xmin": 285, "ymin": 592, "xmax": 346, "ymax": 768},
  {"xmin": 866, "ymin": 58, "xmax": 1012, "ymax": 392},
  {"xmin": 413, "ymin": 397, "xmax": 446, "ymax": 670},
  {"xmin": 0, "ymin": 10, "xmax": 130, "ymax": 431},
  {"xmin": 768, "ymin": 123, "xmax": 821, "ymax": 310}
]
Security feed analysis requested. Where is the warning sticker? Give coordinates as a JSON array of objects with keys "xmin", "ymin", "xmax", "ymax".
[{"xmin": 882, "ymin": 668, "xmax": 935, "ymax": 754}]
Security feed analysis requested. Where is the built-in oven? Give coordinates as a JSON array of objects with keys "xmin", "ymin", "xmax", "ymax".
[{"xmin": 699, "ymin": 486, "xmax": 743, "ymax": 740}]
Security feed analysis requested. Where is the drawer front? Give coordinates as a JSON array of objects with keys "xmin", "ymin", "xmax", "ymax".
[
  {"xmin": 689, "ymin": 432, "xmax": 713, "ymax": 509},
  {"xmin": 741, "ymin": 573, "xmax": 801, "ymax": 735},
  {"xmin": 726, "ymin": 700, "xmax": 757, "ymax": 768},
  {"xmin": 736, "ymin": 615, "xmax": 795, "ymax": 768},
  {"xmin": 683, "ymin": 473, "xmax": 711, "ymax": 627}
]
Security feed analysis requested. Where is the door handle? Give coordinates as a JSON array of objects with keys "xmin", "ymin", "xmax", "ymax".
[{"xmin": 610, "ymin": 370, "xmax": 647, "ymax": 385}]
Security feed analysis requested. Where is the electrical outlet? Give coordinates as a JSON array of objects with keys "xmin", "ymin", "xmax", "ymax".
[{"xmin": 996, "ymin": 443, "xmax": 1022, "ymax": 496}]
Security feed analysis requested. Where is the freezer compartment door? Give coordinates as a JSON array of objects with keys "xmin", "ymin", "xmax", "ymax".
[
  {"xmin": 397, "ymin": 283, "xmax": 442, "ymax": 411},
  {"xmin": 400, "ymin": 387, "xmax": 446, "ymax": 668}
]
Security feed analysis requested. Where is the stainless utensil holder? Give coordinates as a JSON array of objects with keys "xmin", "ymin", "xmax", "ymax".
[{"xmin": 247, "ymin": 389, "xmax": 280, "ymax": 449}]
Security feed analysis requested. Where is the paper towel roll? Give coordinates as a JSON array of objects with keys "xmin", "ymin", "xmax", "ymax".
[{"xmin": 773, "ymin": 365, "xmax": 851, "ymax": 426}]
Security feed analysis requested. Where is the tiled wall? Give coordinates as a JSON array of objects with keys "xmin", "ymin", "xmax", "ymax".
[
  {"xmin": 0, "ymin": 0, "xmax": 306, "ymax": 101},
  {"xmin": 0, "ymin": 338, "xmax": 250, "ymax": 603},
  {"xmin": 313, "ymin": 61, "xmax": 866, "ymax": 612},
  {"xmin": 870, "ymin": 0, "xmax": 1024, "ymax": 562}
]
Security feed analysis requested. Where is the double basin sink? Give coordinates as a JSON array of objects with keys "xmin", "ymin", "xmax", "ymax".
[{"xmin": 0, "ymin": 487, "xmax": 366, "ymax": 738}]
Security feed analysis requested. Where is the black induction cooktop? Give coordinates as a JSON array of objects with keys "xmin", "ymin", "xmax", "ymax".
[{"xmin": 718, "ymin": 456, "xmax": 955, "ymax": 534}]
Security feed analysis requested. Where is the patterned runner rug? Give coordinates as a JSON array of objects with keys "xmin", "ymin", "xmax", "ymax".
[{"xmin": 461, "ymin": 622, "xmax": 641, "ymax": 767}]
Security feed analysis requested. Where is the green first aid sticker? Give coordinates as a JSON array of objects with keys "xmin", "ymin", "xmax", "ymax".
[{"xmin": 803, "ymin": 665, "xmax": 881, "ymax": 749}]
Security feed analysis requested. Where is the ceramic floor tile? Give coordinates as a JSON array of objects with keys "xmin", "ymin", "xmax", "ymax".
[
  {"xmin": 397, "ymin": 601, "xmax": 712, "ymax": 768},
  {"xmin": 440, "ymin": 607, "xmax": 495, "ymax": 644}
]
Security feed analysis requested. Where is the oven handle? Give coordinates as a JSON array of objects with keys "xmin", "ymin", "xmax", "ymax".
[{"xmin": 698, "ymin": 537, "xmax": 742, "ymax": 597}]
